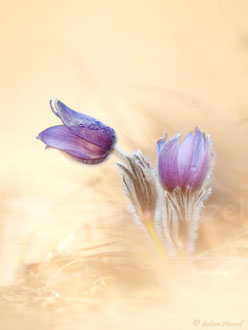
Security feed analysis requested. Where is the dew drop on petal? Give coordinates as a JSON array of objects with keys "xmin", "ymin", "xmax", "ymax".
[
  {"xmin": 191, "ymin": 166, "xmax": 197, "ymax": 173},
  {"xmin": 88, "ymin": 124, "xmax": 99, "ymax": 130}
]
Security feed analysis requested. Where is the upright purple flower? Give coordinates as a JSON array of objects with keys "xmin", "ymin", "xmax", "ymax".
[
  {"xmin": 37, "ymin": 100, "xmax": 116, "ymax": 164},
  {"xmin": 157, "ymin": 128, "xmax": 213, "ymax": 192}
]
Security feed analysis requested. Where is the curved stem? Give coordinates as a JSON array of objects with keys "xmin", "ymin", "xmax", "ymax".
[
  {"xmin": 143, "ymin": 219, "xmax": 170, "ymax": 262},
  {"xmin": 112, "ymin": 146, "xmax": 128, "ymax": 163}
]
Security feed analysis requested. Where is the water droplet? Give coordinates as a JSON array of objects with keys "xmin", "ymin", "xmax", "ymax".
[
  {"xmin": 88, "ymin": 124, "xmax": 99, "ymax": 130},
  {"xmin": 105, "ymin": 127, "xmax": 114, "ymax": 136},
  {"xmin": 191, "ymin": 166, "xmax": 197, "ymax": 173}
]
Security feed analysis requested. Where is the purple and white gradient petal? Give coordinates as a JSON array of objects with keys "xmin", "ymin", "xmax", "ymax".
[
  {"xmin": 157, "ymin": 133, "xmax": 181, "ymax": 192},
  {"xmin": 157, "ymin": 128, "xmax": 213, "ymax": 192},
  {"xmin": 37, "ymin": 100, "xmax": 117, "ymax": 164}
]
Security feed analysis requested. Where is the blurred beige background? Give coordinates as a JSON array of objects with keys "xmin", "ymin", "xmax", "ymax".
[
  {"xmin": 0, "ymin": 1, "xmax": 248, "ymax": 329},
  {"xmin": 0, "ymin": 0, "xmax": 248, "ymax": 284}
]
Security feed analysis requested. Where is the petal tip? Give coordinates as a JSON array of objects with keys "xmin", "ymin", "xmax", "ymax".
[
  {"xmin": 175, "ymin": 131, "xmax": 181, "ymax": 139},
  {"xmin": 193, "ymin": 126, "xmax": 203, "ymax": 135},
  {"xmin": 54, "ymin": 98, "xmax": 60, "ymax": 108},
  {"xmin": 50, "ymin": 99, "xmax": 60, "ymax": 118},
  {"xmin": 169, "ymin": 131, "xmax": 181, "ymax": 144},
  {"xmin": 156, "ymin": 132, "xmax": 167, "ymax": 155},
  {"xmin": 36, "ymin": 132, "xmax": 43, "ymax": 141},
  {"xmin": 54, "ymin": 99, "xmax": 65, "ymax": 110},
  {"xmin": 157, "ymin": 132, "xmax": 167, "ymax": 142}
]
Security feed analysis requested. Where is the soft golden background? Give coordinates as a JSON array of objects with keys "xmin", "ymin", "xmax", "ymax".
[{"xmin": 0, "ymin": 0, "xmax": 248, "ymax": 329}]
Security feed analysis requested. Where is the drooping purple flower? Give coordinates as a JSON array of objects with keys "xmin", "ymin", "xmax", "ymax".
[
  {"xmin": 37, "ymin": 100, "xmax": 116, "ymax": 164},
  {"xmin": 157, "ymin": 128, "xmax": 213, "ymax": 192}
]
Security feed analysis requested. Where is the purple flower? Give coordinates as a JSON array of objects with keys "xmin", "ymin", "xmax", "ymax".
[
  {"xmin": 157, "ymin": 128, "xmax": 213, "ymax": 192},
  {"xmin": 37, "ymin": 100, "xmax": 116, "ymax": 164}
]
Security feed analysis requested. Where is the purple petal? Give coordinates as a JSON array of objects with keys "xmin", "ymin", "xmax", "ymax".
[
  {"xmin": 156, "ymin": 133, "xmax": 167, "ymax": 156},
  {"xmin": 177, "ymin": 128, "xmax": 205, "ymax": 188},
  {"xmin": 177, "ymin": 128, "xmax": 211, "ymax": 190},
  {"xmin": 190, "ymin": 129, "xmax": 205, "ymax": 168},
  {"xmin": 190, "ymin": 151, "xmax": 209, "ymax": 189},
  {"xmin": 158, "ymin": 133, "xmax": 180, "ymax": 191},
  {"xmin": 190, "ymin": 135, "xmax": 210, "ymax": 189},
  {"xmin": 52, "ymin": 100, "xmax": 116, "ymax": 151},
  {"xmin": 37, "ymin": 125, "xmax": 110, "ymax": 164},
  {"xmin": 177, "ymin": 131, "xmax": 194, "ymax": 186}
]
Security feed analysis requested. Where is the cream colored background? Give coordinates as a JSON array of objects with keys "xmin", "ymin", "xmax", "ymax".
[
  {"xmin": 0, "ymin": 1, "xmax": 248, "ymax": 329},
  {"xmin": 0, "ymin": 0, "xmax": 248, "ymax": 285}
]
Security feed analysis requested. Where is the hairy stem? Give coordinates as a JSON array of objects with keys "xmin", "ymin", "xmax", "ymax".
[
  {"xmin": 164, "ymin": 187, "xmax": 211, "ymax": 254},
  {"xmin": 112, "ymin": 146, "xmax": 128, "ymax": 162}
]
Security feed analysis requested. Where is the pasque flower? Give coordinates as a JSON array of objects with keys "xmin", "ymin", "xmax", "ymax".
[
  {"xmin": 157, "ymin": 128, "xmax": 213, "ymax": 192},
  {"xmin": 37, "ymin": 100, "xmax": 116, "ymax": 164}
]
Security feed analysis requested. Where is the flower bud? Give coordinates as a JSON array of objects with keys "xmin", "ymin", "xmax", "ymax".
[{"xmin": 157, "ymin": 128, "xmax": 214, "ymax": 192}]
